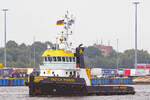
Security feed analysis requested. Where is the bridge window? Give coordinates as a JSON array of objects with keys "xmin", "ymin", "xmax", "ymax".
[
  {"xmin": 66, "ymin": 72, "xmax": 68, "ymax": 75},
  {"xmin": 57, "ymin": 57, "xmax": 61, "ymax": 62},
  {"xmin": 69, "ymin": 57, "xmax": 72, "ymax": 62},
  {"xmin": 66, "ymin": 57, "xmax": 69, "ymax": 62},
  {"xmin": 45, "ymin": 57, "xmax": 47, "ymax": 61},
  {"xmin": 48, "ymin": 57, "xmax": 52, "ymax": 62},
  {"xmin": 53, "ymin": 57, "xmax": 57, "ymax": 62},
  {"xmin": 62, "ymin": 57, "xmax": 65, "ymax": 62},
  {"xmin": 73, "ymin": 57, "xmax": 75, "ymax": 62}
]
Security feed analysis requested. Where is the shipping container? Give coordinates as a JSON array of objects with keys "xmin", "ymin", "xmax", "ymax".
[
  {"xmin": 91, "ymin": 79, "xmax": 99, "ymax": 85},
  {"xmin": 146, "ymin": 64, "xmax": 150, "ymax": 69},
  {"xmin": 124, "ymin": 69, "xmax": 130, "ymax": 76},
  {"xmin": 136, "ymin": 65, "xmax": 145, "ymax": 69},
  {"xmin": 102, "ymin": 69, "xmax": 117, "ymax": 75},
  {"xmin": 130, "ymin": 69, "xmax": 136, "ymax": 76},
  {"xmin": 90, "ymin": 68, "xmax": 102, "ymax": 76},
  {"xmin": 0, "ymin": 69, "xmax": 13, "ymax": 77},
  {"xmin": 136, "ymin": 64, "xmax": 148, "ymax": 69},
  {"xmin": 91, "ymin": 77, "xmax": 132, "ymax": 85},
  {"xmin": 118, "ymin": 69, "xmax": 124, "ymax": 75},
  {"xmin": 112, "ymin": 78, "xmax": 120, "ymax": 84},
  {"xmin": 27, "ymin": 68, "xmax": 33, "ymax": 75},
  {"xmin": 136, "ymin": 69, "xmax": 149, "ymax": 76}
]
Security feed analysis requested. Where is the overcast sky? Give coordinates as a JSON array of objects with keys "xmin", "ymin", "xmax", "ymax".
[{"xmin": 0, "ymin": 0, "xmax": 149, "ymax": 52}]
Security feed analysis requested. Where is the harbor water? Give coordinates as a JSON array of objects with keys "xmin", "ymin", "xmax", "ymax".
[{"xmin": 0, "ymin": 85, "xmax": 149, "ymax": 100}]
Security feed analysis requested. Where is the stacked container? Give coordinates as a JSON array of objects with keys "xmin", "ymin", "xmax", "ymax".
[{"xmin": 91, "ymin": 77, "xmax": 131, "ymax": 85}]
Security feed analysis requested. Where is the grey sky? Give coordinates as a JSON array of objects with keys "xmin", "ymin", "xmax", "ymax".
[{"xmin": 0, "ymin": 0, "xmax": 149, "ymax": 52}]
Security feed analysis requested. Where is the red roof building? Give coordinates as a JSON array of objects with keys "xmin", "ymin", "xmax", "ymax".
[{"xmin": 94, "ymin": 45, "xmax": 113, "ymax": 56}]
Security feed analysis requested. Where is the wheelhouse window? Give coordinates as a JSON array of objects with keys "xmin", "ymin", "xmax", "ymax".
[
  {"xmin": 73, "ymin": 57, "xmax": 76, "ymax": 62},
  {"xmin": 66, "ymin": 72, "xmax": 68, "ymax": 75},
  {"xmin": 48, "ymin": 57, "xmax": 52, "ymax": 62},
  {"xmin": 69, "ymin": 57, "xmax": 72, "ymax": 62},
  {"xmin": 45, "ymin": 57, "xmax": 47, "ymax": 61},
  {"xmin": 53, "ymin": 57, "xmax": 57, "ymax": 62},
  {"xmin": 62, "ymin": 57, "xmax": 65, "ymax": 62},
  {"xmin": 66, "ymin": 57, "xmax": 69, "ymax": 62},
  {"xmin": 57, "ymin": 57, "xmax": 61, "ymax": 62}
]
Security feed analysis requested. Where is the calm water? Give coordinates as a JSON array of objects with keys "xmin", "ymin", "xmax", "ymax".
[{"xmin": 0, "ymin": 85, "xmax": 150, "ymax": 100}]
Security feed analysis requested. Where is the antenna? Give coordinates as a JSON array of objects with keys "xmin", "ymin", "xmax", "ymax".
[{"xmin": 56, "ymin": 11, "xmax": 75, "ymax": 51}]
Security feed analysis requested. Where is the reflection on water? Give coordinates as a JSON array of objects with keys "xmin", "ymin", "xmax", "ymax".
[{"xmin": 0, "ymin": 85, "xmax": 150, "ymax": 100}]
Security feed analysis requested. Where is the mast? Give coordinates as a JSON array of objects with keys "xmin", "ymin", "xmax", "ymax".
[{"xmin": 56, "ymin": 11, "xmax": 75, "ymax": 51}]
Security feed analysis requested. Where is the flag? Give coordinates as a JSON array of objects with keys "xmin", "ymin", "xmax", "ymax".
[
  {"xmin": 68, "ymin": 19, "xmax": 75, "ymax": 26},
  {"xmin": 56, "ymin": 20, "xmax": 64, "ymax": 25},
  {"xmin": 69, "ymin": 19, "xmax": 74, "ymax": 24}
]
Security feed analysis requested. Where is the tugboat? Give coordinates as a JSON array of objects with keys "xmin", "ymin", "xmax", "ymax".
[{"xmin": 28, "ymin": 12, "xmax": 135, "ymax": 96}]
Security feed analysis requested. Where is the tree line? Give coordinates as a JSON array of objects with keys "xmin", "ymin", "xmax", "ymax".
[{"xmin": 0, "ymin": 40, "xmax": 150, "ymax": 69}]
